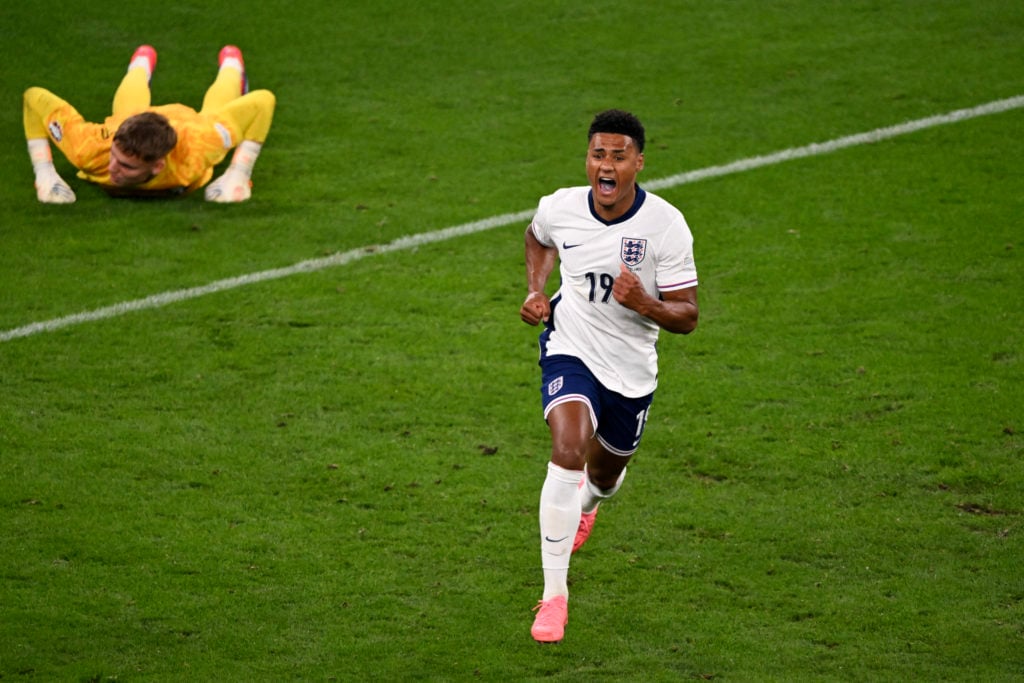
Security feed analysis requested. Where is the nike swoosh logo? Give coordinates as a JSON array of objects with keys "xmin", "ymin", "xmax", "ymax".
[
  {"xmin": 544, "ymin": 535, "xmax": 570, "ymax": 543},
  {"xmin": 562, "ymin": 242, "xmax": 583, "ymax": 250}
]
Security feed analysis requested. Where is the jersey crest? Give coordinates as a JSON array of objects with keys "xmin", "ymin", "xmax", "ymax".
[{"xmin": 621, "ymin": 238, "xmax": 648, "ymax": 267}]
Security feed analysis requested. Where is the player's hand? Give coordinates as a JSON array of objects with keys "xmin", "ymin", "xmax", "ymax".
[
  {"xmin": 520, "ymin": 292, "xmax": 550, "ymax": 326},
  {"xmin": 35, "ymin": 176, "xmax": 76, "ymax": 204},
  {"xmin": 612, "ymin": 263, "xmax": 648, "ymax": 311},
  {"xmin": 205, "ymin": 171, "xmax": 252, "ymax": 203}
]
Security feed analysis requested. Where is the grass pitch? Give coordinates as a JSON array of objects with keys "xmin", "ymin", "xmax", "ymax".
[{"xmin": 1, "ymin": 1, "xmax": 1022, "ymax": 680}]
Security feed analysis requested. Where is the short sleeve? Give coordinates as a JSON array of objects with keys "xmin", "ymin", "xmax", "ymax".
[
  {"xmin": 656, "ymin": 215, "xmax": 698, "ymax": 292},
  {"xmin": 529, "ymin": 193, "xmax": 557, "ymax": 247}
]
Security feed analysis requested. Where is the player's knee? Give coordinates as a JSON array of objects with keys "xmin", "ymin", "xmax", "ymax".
[
  {"xmin": 550, "ymin": 446, "xmax": 587, "ymax": 471},
  {"xmin": 249, "ymin": 89, "xmax": 276, "ymax": 111},
  {"xmin": 587, "ymin": 467, "xmax": 623, "ymax": 491}
]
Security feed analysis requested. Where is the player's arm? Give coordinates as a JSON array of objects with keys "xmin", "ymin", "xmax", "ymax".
[
  {"xmin": 204, "ymin": 90, "xmax": 276, "ymax": 203},
  {"xmin": 520, "ymin": 225, "xmax": 557, "ymax": 326},
  {"xmin": 23, "ymin": 87, "xmax": 80, "ymax": 203},
  {"xmin": 613, "ymin": 263, "xmax": 699, "ymax": 334}
]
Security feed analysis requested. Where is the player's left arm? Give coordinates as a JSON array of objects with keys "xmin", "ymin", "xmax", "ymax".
[
  {"xmin": 613, "ymin": 263, "xmax": 699, "ymax": 334},
  {"xmin": 204, "ymin": 90, "xmax": 276, "ymax": 202},
  {"xmin": 213, "ymin": 90, "xmax": 276, "ymax": 145}
]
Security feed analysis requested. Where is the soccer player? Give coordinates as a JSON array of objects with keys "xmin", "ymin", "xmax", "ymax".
[
  {"xmin": 519, "ymin": 109, "xmax": 700, "ymax": 643},
  {"xmin": 22, "ymin": 44, "xmax": 275, "ymax": 204}
]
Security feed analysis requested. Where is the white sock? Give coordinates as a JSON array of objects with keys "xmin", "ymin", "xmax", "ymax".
[
  {"xmin": 539, "ymin": 462, "xmax": 583, "ymax": 600},
  {"xmin": 128, "ymin": 57, "xmax": 153, "ymax": 79},
  {"xmin": 220, "ymin": 57, "xmax": 243, "ymax": 73},
  {"xmin": 580, "ymin": 465, "xmax": 627, "ymax": 514}
]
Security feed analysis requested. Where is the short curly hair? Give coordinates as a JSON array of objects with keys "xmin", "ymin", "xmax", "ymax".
[
  {"xmin": 113, "ymin": 112, "xmax": 178, "ymax": 162},
  {"xmin": 588, "ymin": 109, "xmax": 645, "ymax": 153}
]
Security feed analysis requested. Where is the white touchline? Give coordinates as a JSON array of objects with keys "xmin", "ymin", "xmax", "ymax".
[{"xmin": 3, "ymin": 94, "xmax": 1023, "ymax": 344}]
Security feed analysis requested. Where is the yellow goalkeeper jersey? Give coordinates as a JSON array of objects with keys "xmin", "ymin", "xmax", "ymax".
[{"xmin": 72, "ymin": 104, "xmax": 231, "ymax": 195}]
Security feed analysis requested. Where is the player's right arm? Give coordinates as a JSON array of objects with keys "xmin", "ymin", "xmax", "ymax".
[
  {"xmin": 23, "ymin": 87, "xmax": 104, "ymax": 203},
  {"xmin": 23, "ymin": 88, "xmax": 109, "ymax": 171},
  {"xmin": 520, "ymin": 224, "xmax": 557, "ymax": 326}
]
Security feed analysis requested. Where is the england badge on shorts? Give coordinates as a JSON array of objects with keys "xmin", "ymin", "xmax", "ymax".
[{"xmin": 621, "ymin": 238, "xmax": 647, "ymax": 267}]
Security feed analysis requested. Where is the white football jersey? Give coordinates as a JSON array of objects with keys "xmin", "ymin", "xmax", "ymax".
[{"xmin": 531, "ymin": 185, "xmax": 697, "ymax": 397}]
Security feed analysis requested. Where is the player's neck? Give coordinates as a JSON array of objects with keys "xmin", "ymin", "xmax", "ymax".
[{"xmin": 591, "ymin": 185, "xmax": 638, "ymax": 223}]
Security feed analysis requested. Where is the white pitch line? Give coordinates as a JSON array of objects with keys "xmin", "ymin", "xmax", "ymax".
[
  {"xmin": 645, "ymin": 94, "xmax": 1024, "ymax": 191},
  {"xmin": 2, "ymin": 94, "xmax": 1022, "ymax": 344}
]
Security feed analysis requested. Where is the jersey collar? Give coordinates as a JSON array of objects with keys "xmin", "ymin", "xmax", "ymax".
[{"xmin": 588, "ymin": 185, "xmax": 647, "ymax": 226}]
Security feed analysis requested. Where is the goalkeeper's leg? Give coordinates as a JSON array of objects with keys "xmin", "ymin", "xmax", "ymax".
[
  {"xmin": 112, "ymin": 45, "xmax": 156, "ymax": 116},
  {"xmin": 201, "ymin": 45, "xmax": 247, "ymax": 113}
]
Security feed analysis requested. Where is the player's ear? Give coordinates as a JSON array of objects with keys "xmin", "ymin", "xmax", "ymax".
[
  {"xmin": 152, "ymin": 158, "xmax": 167, "ymax": 175},
  {"xmin": 636, "ymin": 152, "xmax": 644, "ymax": 172}
]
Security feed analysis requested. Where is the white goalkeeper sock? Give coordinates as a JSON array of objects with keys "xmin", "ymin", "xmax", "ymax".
[
  {"xmin": 128, "ymin": 56, "xmax": 153, "ymax": 79},
  {"xmin": 219, "ymin": 56, "xmax": 243, "ymax": 74},
  {"xmin": 539, "ymin": 462, "xmax": 583, "ymax": 600}
]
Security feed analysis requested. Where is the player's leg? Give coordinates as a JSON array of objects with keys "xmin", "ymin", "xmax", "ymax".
[
  {"xmin": 112, "ymin": 45, "xmax": 156, "ymax": 117},
  {"xmin": 532, "ymin": 399, "xmax": 592, "ymax": 643},
  {"xmin": 581, "ymin": 439, "xmax": 631, "ymax": 512},
  {"xmin": 200, "ymin": 45, "xmax": 247, "ymax": 113},
  {"xmin": 572, "ymin": 443, "xmax": 628, "ymax": 553},
  {"xmin": 574, "ymin": 391, "xmax": 651, "ymax": 552},
  {"xmin": 531, "ymin": 354, "xmax": 602, "ymax": 642},
  {"xmin": 23, "ymin": 87, "xmax": 79, "ymax": 203},
  {"xmin": 574, "ymin": 446, "xmax": 629, "ymax": 549},
  {"xmin": 203, "ymin": 89, "xmax": 276, "ymax": 202},
  {"xmin": 541, "ymin": 399, "xmax": 594, "ymax": 593}
]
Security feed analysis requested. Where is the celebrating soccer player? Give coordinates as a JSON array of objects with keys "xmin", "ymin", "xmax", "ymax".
[{"xmin": 520, "ymin": 109, "xmax": 700, "ymax": 643}]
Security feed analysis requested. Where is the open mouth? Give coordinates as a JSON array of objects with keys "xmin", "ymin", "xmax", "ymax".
[{"xmin": 598, "ymin": 177, "xmax": 617, "ymax": 193}]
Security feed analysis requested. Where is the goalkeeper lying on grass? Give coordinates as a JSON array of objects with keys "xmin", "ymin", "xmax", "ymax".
[{"xmin": 23, "ymin": 44, "xmax": 275, "ymax": 204}]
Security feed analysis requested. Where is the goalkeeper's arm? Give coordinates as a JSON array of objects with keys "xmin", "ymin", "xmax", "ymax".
[{"xmin": 205, "ymin": 89, "xmax": 276, "ymax": 203}]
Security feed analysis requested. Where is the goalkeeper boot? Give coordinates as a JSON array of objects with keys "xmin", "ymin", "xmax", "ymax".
[
  {"xmin": 218, "ymin": 45, "xmax": 248, "ymax": 94},
  {"xmin": 129, "ymin": 45, "xmax": 158, "ymax": 83}
]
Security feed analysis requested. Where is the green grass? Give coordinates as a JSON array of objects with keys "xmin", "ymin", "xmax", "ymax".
[{"xmin": 2, "ymin": 1, "xmax": 1023, "ymax": 680}]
